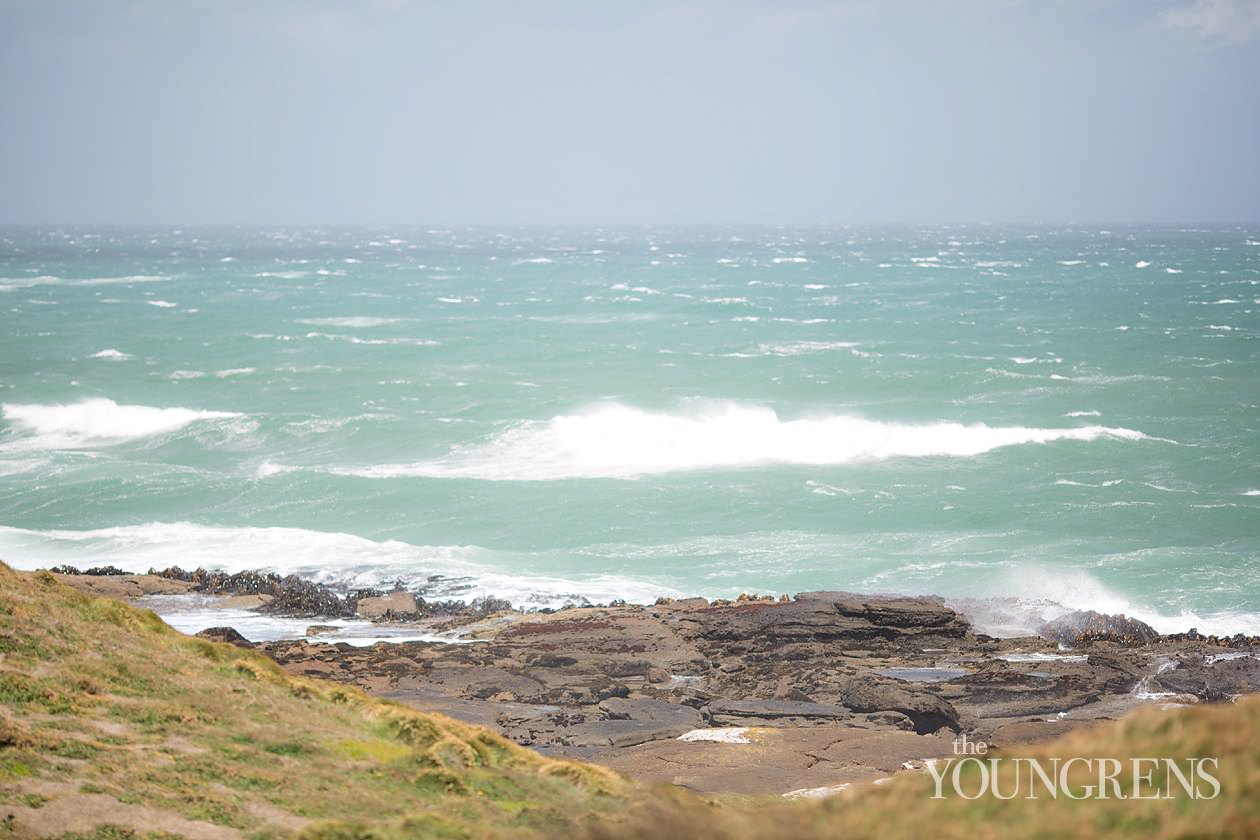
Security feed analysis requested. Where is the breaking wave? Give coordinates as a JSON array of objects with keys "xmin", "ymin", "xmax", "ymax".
[
  {"xmin": 1, "ymin": 398, "xmax": 241, "ymax": 450},
  {"xmin": 323, "ymin": 401, "xmax": 1157, "ymax": 481}
]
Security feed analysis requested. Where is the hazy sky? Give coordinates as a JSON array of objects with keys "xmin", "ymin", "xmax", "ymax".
[{"xmin": 1, "ymin": 0, "xmax": 1258, "ymax": 225}]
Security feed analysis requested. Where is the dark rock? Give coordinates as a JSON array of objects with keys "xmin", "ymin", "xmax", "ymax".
[
  {"xmin": 195, "ymin": 627, "xmax": 255, "ymax": 649},
  {"xmin": 49, "ymin": 564, "xmax": 128, "ymax": 576},
  {"xmin": 1148, "ymin": 653, "xmax": 1260, "ymax": 701},
  {"xmin": 259, "ymin": 575, "xmax": 358, "ymax": 618},
  {"xmin": 1038, "ymin": 611, "xmax": 1160, "ymax": 647},
  {"xmin": 83, "ymin": 565, "xmax": 129, "ymax": 576}
]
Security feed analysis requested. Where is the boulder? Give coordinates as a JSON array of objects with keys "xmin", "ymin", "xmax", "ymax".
[
  {"xmin": 195, "ymin": 626, "xmax": 255, "ymax": 649},
  {"xmin": 833, "ymin": 677, "xmax": 961, "ymax": 734},
  {"xmin": 1038, "ymin": 611, "xmax": 1159, "ymax": 647}
]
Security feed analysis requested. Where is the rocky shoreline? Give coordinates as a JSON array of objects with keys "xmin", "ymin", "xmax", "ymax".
[{"xmin": 52, "ymin": 567, "xmax": 1260, "ymax": 797}]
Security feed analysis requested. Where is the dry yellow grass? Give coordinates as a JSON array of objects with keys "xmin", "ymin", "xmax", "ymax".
[{"xmin": 0, "ymin": 563, "xmax": 629, "ymax": 839}]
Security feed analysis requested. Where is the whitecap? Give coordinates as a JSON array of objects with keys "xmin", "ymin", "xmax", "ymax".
[
  {"xmin": 730, "ymin": 341, "xmax": 862, "ymax": 358},
  {"xmin": 329, "ymin": 401, "xmax": 1157, "ymax": 481},
  {"xmin": 90, "ymin": 349, "xmax": 132, "ymax": 361},
  {"xmin": 1, "ymin": 398, "xmax": 241, "ymax": 450},
  {"xmin": 256, "ymin": 460, "xmax": 297, "ymax": 478},
  {"xmin": 298, "ymin": 316, "xmax": 404, "ymax": 328}
]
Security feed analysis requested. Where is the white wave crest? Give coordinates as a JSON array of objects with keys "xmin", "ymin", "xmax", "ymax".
[
  {"xmin": 90, "ymin": 349, "xmax": 133, "ymax": 361},
  {"xmin": 329, "ymin": 401, "xmax": 1155, "ymax": 481},
  {"xmin": 1, "ymin": 398, "xmax": 241, "ymax": 449},
  {"xmin": 169, "ymin": 367, "xmax": 256, "ymax": 380}
]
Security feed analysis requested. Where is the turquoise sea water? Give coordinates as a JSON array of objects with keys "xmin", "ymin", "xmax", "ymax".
[{"xmin": 0, "ymin": 226, "xmax": 1257, "ymax": 635}]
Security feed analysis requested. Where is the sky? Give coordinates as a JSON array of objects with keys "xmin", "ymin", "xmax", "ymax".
[{"xmin": 1, "ymin": 0, "xmax": 1258, "ymax": 225}]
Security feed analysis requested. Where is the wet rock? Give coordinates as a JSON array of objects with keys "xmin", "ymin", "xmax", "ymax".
[
  {"xmin": 1148, "ymin": 652, "xmax": 1260, "ymax": 701},
  {"xmin": 259, "ymin": 575, "xmax": 359, "ymax": 618},
  {"xmin": 195, "ymin": 627, "xmax": 255, "ymax": 649},
  {"xmin": 1038, "ymin": 611, "xmax": 1160, "ymax": 647},
  {"xmin": 146, "ymin": 566, "xmax": 367, "ymax": 618}
]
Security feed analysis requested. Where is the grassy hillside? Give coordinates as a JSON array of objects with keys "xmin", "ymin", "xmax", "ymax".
[
  {"xmin": 0, "ymin": 563, "xmax": 632, "ymax": 839},
  {"xmin": 2, "ymin": 561, "xmax": 1257, "ymax": 839}
]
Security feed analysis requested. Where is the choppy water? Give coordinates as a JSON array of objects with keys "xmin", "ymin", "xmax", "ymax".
[{"xmin": 1, "ymin": 226, "xmax": 1257, "ymax": 635}]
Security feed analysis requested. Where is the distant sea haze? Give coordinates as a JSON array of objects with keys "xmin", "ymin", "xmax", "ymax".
[{"xmin": 0, "ymin": 225, "xmax": 1257, "ymax": 637}]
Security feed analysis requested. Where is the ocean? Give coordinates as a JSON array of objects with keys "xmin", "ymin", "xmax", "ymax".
[{"xmin": 1, "ymin": 225, "xmax": 1257, "ymax": 637}]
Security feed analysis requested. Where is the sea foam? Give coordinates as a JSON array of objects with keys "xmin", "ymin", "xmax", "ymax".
[
  {"xmin": 0, "ymin": 274, "xmax": 169, "ymax": 292},
  {"xmin": 297, "ymin": 317, "xmax": 405, "ymax": 328},
  {"xmin": 329, "ymin": 401, "xmax": 1155, "ymax": 481},
  {"xmin": 1, "ymin": 398, "xmax": 240, "ymax": 449},
  {"xmin": 957, "ymin": 566, "xmax": 1260, "ymax": 638},
  {"xmin": 0, "ymin": 523, "xmax": 677, "ymax": 609}
]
